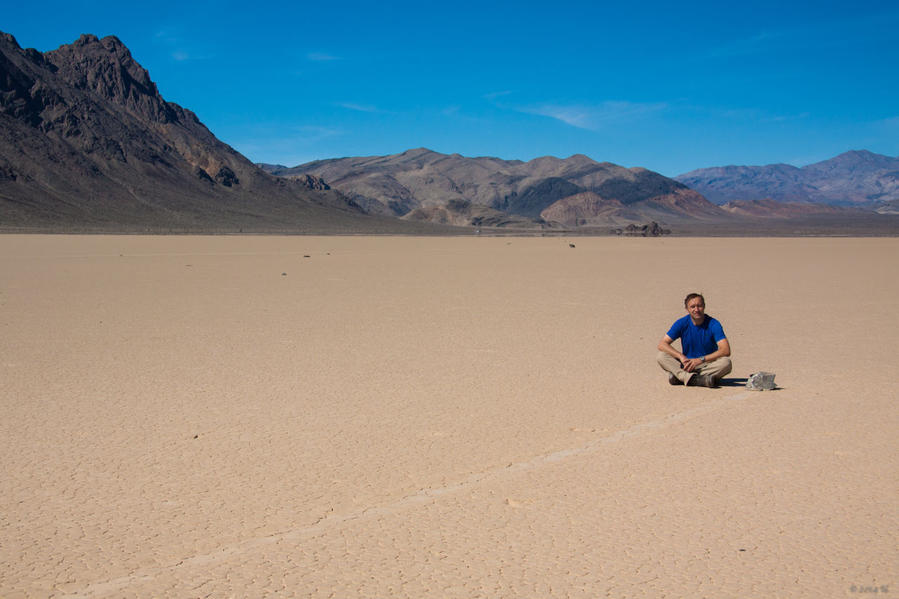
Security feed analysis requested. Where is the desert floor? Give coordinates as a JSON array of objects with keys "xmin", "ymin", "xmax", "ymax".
[{"xmin": 1, "ymin": 235, "xmax": 896, "ymax": 598}]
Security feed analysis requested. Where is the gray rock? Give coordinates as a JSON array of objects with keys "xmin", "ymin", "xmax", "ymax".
[{"xmin": 746, "ymin": 371, "xmax": 776, "ymax": 391}]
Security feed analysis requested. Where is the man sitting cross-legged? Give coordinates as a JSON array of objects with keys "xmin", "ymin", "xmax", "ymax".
[{"xmin": 657, "ymin": 293, "xmax": 732, "ymax": 388}]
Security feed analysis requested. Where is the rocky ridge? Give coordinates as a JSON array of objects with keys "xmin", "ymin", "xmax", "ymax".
[
  {"xmin": 262, "ymin": 149, "xmax": 728, "ymax": 227},
  {"xmin": 0, "ymin": 31, "xmax": 406, "ymax": 232}
]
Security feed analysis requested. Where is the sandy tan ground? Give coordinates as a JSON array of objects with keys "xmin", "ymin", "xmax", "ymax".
[{"xmin": 0, "ymin": 235, "xmax": 896, "ymax": 598}]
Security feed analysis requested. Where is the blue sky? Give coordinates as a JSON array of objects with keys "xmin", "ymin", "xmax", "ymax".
[{"xmin": 5, "ymin": 0, "xmax": 898, "ymax": 176}]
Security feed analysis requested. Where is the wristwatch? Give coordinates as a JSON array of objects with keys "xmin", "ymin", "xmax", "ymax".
[{"xmin": 700, "ymin": 356, "xmax": 706, "ymax": 363}]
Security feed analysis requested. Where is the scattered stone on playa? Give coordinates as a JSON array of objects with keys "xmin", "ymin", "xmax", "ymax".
[
  {"xmin": 281, "ymin": 272, "xmax": 287, "ymax": 276},
  {"xmin": 569, "ymin": 243, "xmax": 576, "ymax": 248},
  {"xmin": 746, "ymin": 371, "xmax": 777, "ymax": 390},
  {"xmin": 613, "ymin": 221, "xmax": 671, "ymax": 236}
]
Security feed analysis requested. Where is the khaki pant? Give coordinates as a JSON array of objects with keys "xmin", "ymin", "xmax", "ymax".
[{"xmin": 656, "ymin": 352, "xmax": 732, "ymax": 385}]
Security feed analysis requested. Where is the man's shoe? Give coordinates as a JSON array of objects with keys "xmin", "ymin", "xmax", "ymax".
[
  {"xmin": 668, "ymin": 373, "xmax": 682, "ymax": 386},
  {"xmin": 687, "ymin": 374, "xmax": 716, "ymax": 388}
]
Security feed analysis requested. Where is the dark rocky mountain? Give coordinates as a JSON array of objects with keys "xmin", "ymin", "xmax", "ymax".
[
  {"xmin": 676, "ymin": 150, "xmax": 899, "ymax": 213},
  {"xmin": 261, "ymin": 149, "xmax": 728, "ymax": 227},
  {"xmin": 0, "ymin": 31, "xmax": 422, "ymax": 232}
]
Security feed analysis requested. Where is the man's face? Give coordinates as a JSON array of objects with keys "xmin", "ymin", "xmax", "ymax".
[{"xmin": 686, "ymin": 297, "xmax": 705, "ymax": 321}]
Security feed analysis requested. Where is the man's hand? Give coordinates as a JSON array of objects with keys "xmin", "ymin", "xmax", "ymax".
[{"xmin": 681, "ymin": 357, "xmax": 703, "ymax": 372}]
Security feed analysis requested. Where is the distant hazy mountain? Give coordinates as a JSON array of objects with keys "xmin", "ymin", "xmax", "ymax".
[
  {"xmin": 0, "ymin": 31, "xmax": 404, "ymax": 232},
  {"xmin": 262, "ymin": 149, "xmax": 725, "ymax": 227},
  {"xmin": 676, "ymin": 151, "xmax": 899, "ymax": 213},
  {"xmin": 719, "ymin": 198, "xmax": 873, "ymax": 218}
]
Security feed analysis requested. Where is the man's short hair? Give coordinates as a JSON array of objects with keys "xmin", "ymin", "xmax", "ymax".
[{"xmin": 684, "ymin": 292, "xmax": 705, "ymax": 307}]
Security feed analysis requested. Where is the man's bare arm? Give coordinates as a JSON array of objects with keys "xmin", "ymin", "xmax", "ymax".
[
  {"xmin": 709, "ymin": 338, "xmax": 731, "ymax": 360},
  {"xmin": 658, "ymin": 335, "xmax": 684, "ymax": 361}
]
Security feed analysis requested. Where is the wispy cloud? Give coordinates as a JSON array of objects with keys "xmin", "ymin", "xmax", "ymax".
[
  {"xmin": 293, "ymin": 125, "xmax": 343, "ymax": 143},
  {"xmin": 153, "ymin": 28, "xmax": 212, "ymax": 61},
  {"xmin": 307, "ymin": 52, "xmax": 340, "ymax": 62},
  {"xmin": 337, "ymin": 102, "xmax": 380, "ymax": 113},
  {"xmin": 169, "ymin": 50, "xmax": 213, "ymax": 61},
  {"xmin": 759, "ymin": 112, "xmax": 809, "ymax": 124},
  {"xmin": 483, "ymin": 90, "xmax": 512, "ymax": 101},
  {"xmin": 153, "ymin": 28, "xmax": 178, "ymax": 44},
  {"xmin": 709, "ymin": 106, "xmax": 809, "ymax": 124},
  {"xmin": 521, "ymin": 101, "xmax": 667, "ymax": 131}
]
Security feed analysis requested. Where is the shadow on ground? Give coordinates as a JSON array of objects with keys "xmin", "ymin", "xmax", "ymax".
[
  {"xmin": 719, "ymin": 377, "xmax": 748, "ymax": 387},
  {"xmin": 719, "ymin": 377, "xmax": 783, "ymax": 391}
]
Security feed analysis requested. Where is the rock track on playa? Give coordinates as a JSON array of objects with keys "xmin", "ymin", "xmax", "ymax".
[{"xmin": 0, "ymin": 236, "xmax": 896, "ymax": 597}]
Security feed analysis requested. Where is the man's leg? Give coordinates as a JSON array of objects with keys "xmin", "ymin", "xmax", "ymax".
[
  {"xmin": 696, "ymin": 357, "xmax": 732, "ymax": 383},
  {"xmin": 657, "ymin": 351, "xmax": 691, "ymax": 385}
]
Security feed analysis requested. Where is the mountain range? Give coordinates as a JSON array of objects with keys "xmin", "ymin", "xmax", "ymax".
[
  {"xmin": 676, "ymin": 150, "xmax": 899, "ymax": 214},
  {"xmin": 1, "ymin": 29, "xmax": 896, "ymax": 232},
  {"xmin": 260, "ymin": 151, "xmax": 724, "ymax": 227}
]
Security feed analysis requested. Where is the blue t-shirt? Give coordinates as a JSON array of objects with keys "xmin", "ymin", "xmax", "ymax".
[{"xmin": 666, "ymin": 315, "xmax": 726, "ymax": 358}]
